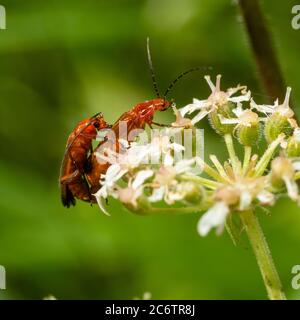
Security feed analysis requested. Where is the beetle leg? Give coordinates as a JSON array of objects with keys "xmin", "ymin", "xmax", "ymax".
[{"xmin": 151, "ymin": 121, "xmax": 168, "ymax": 127}]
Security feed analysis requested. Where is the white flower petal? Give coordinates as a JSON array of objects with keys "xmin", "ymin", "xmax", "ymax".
[
  {"xmin": 283, "ymin": 175, "xmax": 299, "ymax": 201},
  {"xmin": 294, "ymin": 128, "xmax": 300, "ymax": 142},
  {"xmin": 179, "ymin": 104, "xmax": 195, "ymax": 117},
  {"xmin": 191, "ymin": 109, "xmax": 210, "ymax": 125},
  {"xmin": 219, "ymin": 115, "xmax": 239, "ymax": 125},
  {"xmin": 106, "ymin": 164, "xmax": 127, "ymax": 185},
  {"xmin": 239, "ymin": 191, "xmax": 252, "ymax": 210},
  {"xmin": 163, "ymin": 152, "xmax": 174, "ymax": 166},
  {"xmin": 232, "ymin": 104, "xmax": 244, "ymax": 117},
  {"xmin": 132, "ymin": 170, "xmax": 153, "ymax": 189},
  {"xmin": 165, "ymin": 190, "xmax": 183, "ymax": 204},
  {"xmin": 174, "ymin": 158, "xmax": 195, "ymax": 174},
  {"xmin": 293, "ymin": 161, "xmax": 300, "ymax": 171},
  {"xmin": 250, "ymin": 99, "xmax": 275, "ymax": 115},
  {"xmin": 193, "ymin": 98, "xmax": 208, "ymax": 106},
  {"xmin": 118, "ymin": 138, "xmax": 130, "ymax": 148},
  {"xmin": 148, "ymin": 186, "xmax": 165, "ymax": 202},
  {"xmin": 94, "ymin": 190, "xmax": 111, "ymax": 216},
  {"xmin": 172, "ymin": 142, "xmax": 185, "ymax": 152},
  {"xmin": 204, "ymin": 75, "xmax": 217, "ymax": 92},
  {"xmin": 197, "ymin": 202, "xmax": 229, "ymax": 237},
  {"xmin": 179, "ymin": 100, "xmax": 207, "ymax": 117},
  {"xmin": 257, "ymin": 190, "xmax": 275, "ymax": 206},
  {"xmin": 228, "ymin": 90, "xmax": 251, "ymax": 103}
]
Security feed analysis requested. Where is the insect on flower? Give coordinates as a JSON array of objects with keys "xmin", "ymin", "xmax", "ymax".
[
  {"xmin": 59, "ymin": 112, "xmax": 111, "ymax": 207},
  {"xmin": 86, "ymin": 38, "xmax": 209, "ymax": 194}
]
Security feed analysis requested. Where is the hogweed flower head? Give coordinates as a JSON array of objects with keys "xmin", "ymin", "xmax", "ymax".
[
  {"xmin": 179, "ymin": 75, "xmax": 251, "ymax": 133},
  {"xmin": 91, "ymin": 74, "xmax": 300, "ymax": 299},
  {"xmin": 93, "ymin": 75, "xmax": 299, "ymax": 235}
]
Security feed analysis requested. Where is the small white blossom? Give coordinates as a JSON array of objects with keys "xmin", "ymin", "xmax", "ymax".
[
  {"xmin": 171, "ymin": 106, "xmax": 193, "ymax": 128},
  {"xmin": 292, "ymin": 127, "xmax": 300, "ymax": 143},
  {"xmin": 117, "ymin": 170, "xmax": 154, "ymax": 207},
  {"xmin": 271, "ymin": 157, "xmax": 299, "ymax": 203},
  {"xmin": 292, "ymin": 159, "xmax": 300, "ymax": 171},
  {"xmin": 149, "ymin": 158, "xmax": 197, "ymax": 204},
  {"xmin": 179, "ymin": 75, "xmax": 250, "ymax": 125},
  {"xmin": 219, "ymin": 104, "xmax": 264, "ymax": 128},
  {"xmin": 250, "ymin": 87, "xmax": 295, "ymax": 122},
  {"xmin": 197, "ymin": 201, "xmax": 230, "ymax": 236},
  {"xmin": 256, "ymin": 190, "xmax": 275, "ymax": 206}
]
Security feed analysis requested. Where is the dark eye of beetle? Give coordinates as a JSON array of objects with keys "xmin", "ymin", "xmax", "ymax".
[{"xmin": 93, "ymin": 122, "xmax": 100, "ymax": 129}]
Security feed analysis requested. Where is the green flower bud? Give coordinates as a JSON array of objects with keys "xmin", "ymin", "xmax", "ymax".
[
  {"xmin": 264, "ymin": 87, "xmax": 294, "ymax": 143},
  {"xmin": 237, "ymin": 110, "xmax": 261, "ymax": 146},
  {"xmin": 124, "ymin": 195, "xmax": 152, "ymax": 216},
  {"xmin": 181, "ymin": 182, "xmax": 204, "ymax": 205},
  {"xmin": 287, "ymin": 128, "xmax": 300, "ymax": 157},
  {"xmin": 264, "ymin": 113, "xmax": 293, "ymax": 143},
  {"xmin": 208, "ymin": 102, "xmax": 236, "ymax": 135}
]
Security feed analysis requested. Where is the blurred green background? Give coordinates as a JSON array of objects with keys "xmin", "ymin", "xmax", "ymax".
[{"xmin": 0, "ymin": 0, "xmax": 300, "ymax": 299}]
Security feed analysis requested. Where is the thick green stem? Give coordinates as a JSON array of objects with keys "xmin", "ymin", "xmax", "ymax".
[{"xmin": 240, "ymin": 210, "xmax": 286, "ymax": 300}]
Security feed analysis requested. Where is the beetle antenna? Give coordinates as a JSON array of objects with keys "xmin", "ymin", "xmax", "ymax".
[
  {"xmin": 91, "ymin": 112, "xmax": 102, "ymax": 119},
  {"xmin": 147, "ymin": 37, "xmax": 160, "ymax": 98},
  {"xmin": 164, "ymin": 66, "xmax": 212, "ymax": 98}
]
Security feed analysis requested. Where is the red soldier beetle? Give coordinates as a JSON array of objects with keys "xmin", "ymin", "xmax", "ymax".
[
  {"xmin": 86, "ymin": 38, "xmax": 210, "ymax": 194},
  {"xmin": 59, "ymin": 112, "xmax": 111, "ymax": 207}
]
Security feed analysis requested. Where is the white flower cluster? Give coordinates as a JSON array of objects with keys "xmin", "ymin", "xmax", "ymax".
[
  {"xmin": 94, "ymin": 75, "xmax": 300, "ymax": 239},
  {"xmin": 94, "ymin": 133, "xmax": 200, "ymax": 215}
]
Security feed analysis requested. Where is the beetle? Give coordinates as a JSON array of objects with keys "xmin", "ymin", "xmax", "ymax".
[
  {"xmin": 85, "ymin": 39, "xmax": 207, "ymax": 194},
  {"xmin": 59, "ymin": 112, "xmax": 111, "ymax": 207}
]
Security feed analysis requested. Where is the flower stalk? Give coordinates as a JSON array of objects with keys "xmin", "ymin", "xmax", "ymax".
[
  {"xmin": 242, "ymin": 146, "xmax": 252, "ymax": 175},
  {"xmin": 224, "ymin": 134, "xmax": 239, "ymax": 175},
  {"xmin": 240, "ymin": 210, "xmax": 286, "ymax": 300},
  {"xmin": 254, "ymin": 134, "xmax": 284, "ymax": 177}
]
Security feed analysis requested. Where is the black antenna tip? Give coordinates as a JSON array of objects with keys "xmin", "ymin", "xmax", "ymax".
[{"xmin": 146, "ymin": 37, "xmax": 161, "ymax": 98}]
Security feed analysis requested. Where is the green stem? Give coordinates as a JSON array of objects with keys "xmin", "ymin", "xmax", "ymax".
[
  {"xmin": 224, "ymin": 134, "xmax": 239, "ymax": 175},
  {"xmin": 240, "ymin": 210, "xmax": 286, "ymax": 300},
  {"xmin": 295, "ymin": 172, "xmax": 300, "ymax": 181},
  {"xmin": 180, "ymin": 174, "xmax": 220, "ymax": 190},
  {"xmin": 147, "ymin": 203, "xmax": 211, "ymax": 215},
  {"xmin": 198, "ymin": 158, "xmax": 226, "ymax": 182},
  {"xmin": 210, "ymin": 155, "xmax": 229, "ymax": 181},
  {"xmin": 242, "ymin": 146, "xmax": 252, "ymax": 175},
  {"xmin": 254, "ymin": 134, "xmax": 283, "ymax": 177}
]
